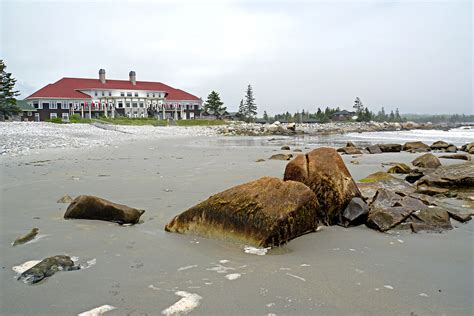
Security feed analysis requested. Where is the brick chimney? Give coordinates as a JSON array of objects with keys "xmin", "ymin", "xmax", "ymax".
[
  {"xmin": 99, "ymin": 69, "xmax": 106, "ymax": 84},
  {"xmin": 129, "ymin": 71, "xmax": 136, "ymax": 85}
]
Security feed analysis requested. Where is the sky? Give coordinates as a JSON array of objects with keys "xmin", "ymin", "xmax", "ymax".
[{"xmin": 1, "ymin": 0, "xmax": 472, "ymax": 115}]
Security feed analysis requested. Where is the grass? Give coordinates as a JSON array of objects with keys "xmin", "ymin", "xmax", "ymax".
[
  {"xmin": 176, "ymin": 119, "xmax": 227, "ymax": 126},
  {"xmin": 92, "ymin": 117, "xmax": 227, "ymax": 127}
]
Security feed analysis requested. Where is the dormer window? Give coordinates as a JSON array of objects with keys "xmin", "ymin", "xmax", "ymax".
[
  {"xmin": 121, "ymin": 92, "xmax": 125, "ymax": 97},
  {"xmin": 134, "ymin": 92, "xmax": 138, "ymax": 97},
  {"xmin": 127, "ymin": 92, "xmax": 132, "ymax": 97},
  {"xmin": 152, "ymin": 93, "xmax": 155, "ymax": 97},
  {"xmin": 109, "ymin": 91, "xmax": 112, "ymax": 96},
  {"xmin": 94, "ymin": 91, "xmax": 98, "ymax": 96},
  {"xmin": 101, "ymin": 91, "xmax": 105, "ymax": 96}
]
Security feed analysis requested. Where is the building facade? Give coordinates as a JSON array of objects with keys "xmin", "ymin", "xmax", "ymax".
[{"xmin": 26, "ymin": 69, "xmax": 202, "ymax": 121}]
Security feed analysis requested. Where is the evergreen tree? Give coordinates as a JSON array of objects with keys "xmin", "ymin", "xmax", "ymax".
[
  {"xmin": 263, "ymin": 110, "xmax": 269, "ymax": 122},
  {"xmin": 0, "ymin": 60, "xmax": 21, "ymax": 120},
  {"xmin": 353, "ymin": 97, "xmax": 364, "ymax": 114},
  {"xmin": 389, "ymin": 110, "xmax": 395, "ymax": 121},
  {"xmin": 204, "ymin": 91, "xmax": 226, "ymax": 118},
  {"xmin": 237, "ymin": 99, "xmax": 245, "ymax": 120},
  {"xmin": 395, "ymin": 108, "xmax": 401, "ymax": 122},
  {"xmin": 244, "ymin": 84, "xmax": 257, "ymax": 121}
]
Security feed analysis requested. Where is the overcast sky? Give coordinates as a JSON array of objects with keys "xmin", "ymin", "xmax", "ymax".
[{"xmin": 1, "ymin": 0, "xmax": 472, "ymax": 115}]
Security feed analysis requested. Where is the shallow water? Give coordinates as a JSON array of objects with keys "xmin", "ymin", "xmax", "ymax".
[{"xmin": 0, "ymin": 135, "xmax": 472, "ymax": 315}]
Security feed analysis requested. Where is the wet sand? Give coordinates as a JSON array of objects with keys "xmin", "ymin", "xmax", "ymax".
[{"xmin": 0, "ymin": 136, "xmax": 473, "ymax": 315}]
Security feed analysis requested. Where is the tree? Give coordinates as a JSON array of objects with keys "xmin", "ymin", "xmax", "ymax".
[
  {"xmin": 395, "ymin": 108, "xmax": 401, "ymax": 122},
  {"xmin": 204, "ymin": 91, "xmax": 226, "ymax": 118},
  {"xmin": 0, "ymin": 60, "xmax": 21, "ymax": 120},
  {"xmin": 263, "ymin": 110, "xmax": 269, "ymax": 122},
  {"xmin": 244, "ymin": 84, "xmax": 257, "ymax": 122},
  {"xmin": 389, "ymin": 110, "xmax": 395, "ymax": 121},
  {"xmin": 237, "ymin": 99, "xmax": 245, "ymax": 120},
  {"xmin": 353, "ymin": 97, "xmax": 364, "ymax": 114}
]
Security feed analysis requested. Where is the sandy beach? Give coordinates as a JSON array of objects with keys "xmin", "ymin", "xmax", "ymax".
[{"xmin": 0, "ymin": 124, "xmax": 473, "ymax": 315}]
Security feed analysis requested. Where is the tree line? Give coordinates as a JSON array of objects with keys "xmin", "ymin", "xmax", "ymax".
[{"xmin": 203, "ymin": 84, "xmax": 257, "ymax": 122}]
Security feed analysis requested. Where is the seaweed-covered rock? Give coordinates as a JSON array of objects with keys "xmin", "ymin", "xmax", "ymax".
[
  {"xmin": 366, "ymin": 189, "xmax": 428, "ymax": 232},
  {"xmin": 378, "ymin": 143, "xmax": 402, "ymax": 152},
  {"xmin": 283, "ymin": 148, "xmax": 361, "ymax": 225},
  {"xmin": 410, "ymin": 208, "xmax": 452, "ymax": 233},
  {"xmin": 64, "ymin": 195, "xmax": 145, "ymax": 224},
  {"xmin": 412, "ymin": 153, "xmax": 441, "ymax": 169},
  {"xmin": 358, "ymin": 171, "xmax": 415, "ymax": 201},
  {"xmin": 165, "ymin": 177, "xmax": 319, "ymax": 247},
  {"xmin": 17, "ymin": 255, "xmax": 80, "ymax": 284},
  {"xmin": 341, "ymin": 197, "xmax": 369, "ymax": 227},
  {"xmin": 387, "ymin": 163, "xmax": 411, "ymax": 174},
  {"xmin": 366, "ymin": 145, "xmax": 382, "ymax": 154},
  {"xmin": 12, "ymin": 228, "xmax": 39, "ymax": 246},
  {"xmin": 403, "ymin": 141, "xmax": 430, "ymax": 152},
  {"xmin": 269, "ymin": 153, "xmax": 293, "ymax": 161},
  {"xmin": 431, "ymin": 140, "xmax": 450, "ymax": 150}
]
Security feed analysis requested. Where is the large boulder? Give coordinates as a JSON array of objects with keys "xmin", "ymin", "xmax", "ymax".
[
  {"xmin": 378, "ymin": 143, "xmax": 402, "ymax": 152},
  {"xmin": 341, "ymin": 197, "xmax": 369, "ymax": 227},
  {"xmin": 337, "ymin": 146, "xmax": 362, "ymax": 155},
  {"xmin": 366, "ymin": 189, "xmax": 428, "ymax": 232},
  {"xmin": 283, "ymin": 148, "xmax": 361, "ymax": 225},
  {"xmin": 17, "ymin": 255, "xmax": 80, "ymax": 284},
  {"xmin": 445, "ymin": 145, "xmax": 457, "ymax": 153},
  {"xmin": 64, "ymin": 195, "xmax": 145, "ymax": 224},
  {"xmin": 416, "ymin": 161, "xmax": 474, "ymax": 190},
  {"xmin": 460, "ymin": 142, "xmax": 474, "ymax": 154},
  {"xmin": 412, "ymin": 153, "xmax": 441, "ymax": 169},
  {"xmin": 165, "ymin": 177, "xmax": 319, "ymax": 247},
  {"xmin": 403, "ymin": 141, "xmax": 430, "ymax": 152},
  {"xmin": 431, "ymin": 140, "xmax": 450, "ymax": 150}
]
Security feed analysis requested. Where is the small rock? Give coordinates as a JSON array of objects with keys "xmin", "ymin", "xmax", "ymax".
[
  {"xmin": 412, "ymin": 153, "xmax": 441, "ymax": 169},
  {"xmin": 269, "ymin": 153, "xmax": 293, "ymax": 161},
  {"xmin": 387, "ymin": 163, "xmax": 411, "ymax": 174},
  {"xmin": 342, "ymin": 197, "xmax": 369, "ymax": 227},
  {"xmin": 57, "ymin": 195, "xmax": 74, "ymax": 203},
  {"xmin": 281, "ymin": 146, "xmax": 291, "ymax": 150}
]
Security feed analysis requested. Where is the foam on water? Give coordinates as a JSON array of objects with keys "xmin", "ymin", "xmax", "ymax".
[
  {"xmin": 78, "ymin": 304, "xmax": 116, "ymax": 316},
  {"xmin": 161, "ymin": 291, "xmax": 202, "ymax": 316},
  {"xmin": 244, "ymin": 245, "xmax": 271, "ymax": 256},
  {"xmin": 225, "ymin": 273, "xmax": 241, "ymax": 280}
]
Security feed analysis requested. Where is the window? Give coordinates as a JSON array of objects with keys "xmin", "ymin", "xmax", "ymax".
[
  {"xmin": 62, "ymin": 113, "xmax": 69, "ymax": 120},
  {"xmin": 132, "ymin": 102, "xmax": 138, "ymax": 108},
  {"xmin": 134, "ymin": 92, "xmax": 138, "ymax": 97},
  {"xmin": 62, "ymin": 102, "xmax": 70, "ymax": 109},
  {"xmin": 118, "ymin": 102, "xmax": 123, "ymax": 108},
  {"xmin": 69, "ymin": 102, "xmax": 73, "ymax": 108},
  {"xmin": 94, "ymin": 91, "xmax": 98, "ymax": 96},
  {"xmin": 126, "ymin": 102, "xmax": 131, "ymax": 108},
  {"xmin": 108, "ymin": 91, "xmax": 112, "ymax": 96},
  {"xmin": 56, "ymin": 102, "xmax": 62, "ymax": 109},
  {"xmin": 33, "ymin": 101, "xmax": 39, "ymax": 109},
  {"xmin": 152, "ymin": 93, "xmax": 155, "ymax": 97},
  {"xmin": 101, "ymin": 91, "xmax": 105, "ymax": 96},
  {"xmin": 50, "ymin": 113, "xmax": 58, "ymax": 119},
  {"xmin": 139, "ymin": 102, "xmax": 144, "ymax": 108},
  {"xmin": 42, "ymin": 102, "xmax": 50, "ymax": 109},
  {"xmin": 146, "ymin": 93, "xmax": 149, "ymax": 97},
  {"xmin": 127, "ymin": 92, "xmax": 132, "ymax": 97},
  {"xmin": 27, "ymin": 111, "xmax": 32, "ymax": 116},
  {"xmin": 120, "ymin": 92, "xmax": 125, "ymax": 97}
]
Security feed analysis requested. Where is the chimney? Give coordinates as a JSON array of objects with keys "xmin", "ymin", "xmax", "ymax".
[
  {"xmin": 129, "ymin": 71, "xmax": 136, "ymax": 85},
  {"xmin": 99, "ymin": 69, "xmax": 106, "ymax": 84}
]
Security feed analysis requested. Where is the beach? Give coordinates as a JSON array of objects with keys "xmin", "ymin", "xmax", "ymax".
[{"xmin": 0, "ymin": 123, "xmax": 473, "ymax": 315}]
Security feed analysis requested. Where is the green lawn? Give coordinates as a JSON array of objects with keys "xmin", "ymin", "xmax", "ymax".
[
  {"xmin": 176, "ymin": 119, "xmax": 227, "ymax": 126},
  {"xmin": 94, "ymin": 117, "xmax": 227, "ymax": 127}
]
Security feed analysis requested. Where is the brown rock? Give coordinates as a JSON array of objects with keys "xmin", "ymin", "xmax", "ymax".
[
  {"xmin": 366, "ymin": 189, "xmax": 428, "ymax": 232},
  {"xmin": 410, "ymin": 207, "xmax": 452, "ymax": 233},
  {"xmin": 387, "ymin": 163, "xmax": 411, "ymax": 174},
  {"xmin": 416, "ymin": 161, "xmax": 474, "ymax": 189},
  {"xmin": 438, "ymin": 154, "xmax": 471, "ymax": 161},
  {"xmin": 255, "ymin": 159, "xmax": 265, "ymax": 162},
  {"xmin": 366, "ymin": 145, "xmax": 382, "ymax": 154},
  {"xmin": 346, "ymin": 141, "xmax": 356, "ymax": 147},
  {"xmin": 412, "ymin": 153, "xmax": 441, "ymax": 169},
  {"xmin": 164, "ymin": 177, "xmax": 319, "ymax": 247},
  {"xmin": 338, "ymin": 146, "xmax": 362, "ymax": 155},
  {"xmin": 64, "ymin": 195, "xmax": 145, "ymax": 224},
  {"xmin": 378, "ymin": 143, "xmax": 402, "ymax": 152},
  {"xmin": 57, "ymin": 195, "xmax": 74, "ymax": 203},
  {"xmin": 460, "ymin": 142, "xmax": 474, "ymax": 153},
  {"xmin": 431, "ymin": 140, "xmax": 450, "ymax": 150},
  {"xmin": 403, "ymin": 141, "xmax": 430, "ymax": 152},
  {"xmin": 358, "ymin": 171, "xmax": 416, "ymax": 202},
  {"xmin": 445, "ymin": 145, "xmax": 457, "ymax": 153},
  {"xmin": 416, "ymin": 185, "xmax": 449, "ymax": 196},
  {"xmin": 281, "ymin": 145, "xmax": 291, "ymax": 150},
  {"xmin": 269, "ymin": 153, "xmax": 293, "ymax": 160},
  {"xmin": 283, "ymin": 147, "xmax": 361, "ymax": 225}
]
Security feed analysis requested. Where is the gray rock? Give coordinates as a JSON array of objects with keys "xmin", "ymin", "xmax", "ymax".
[{"xmin": 342, "ymin": 197, "xmax": 368, "ymax": 227}]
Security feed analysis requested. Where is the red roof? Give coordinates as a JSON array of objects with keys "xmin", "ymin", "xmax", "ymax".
[{"xmin": 27, "ymin": 77, "xmax": 200, "ymax": 101}]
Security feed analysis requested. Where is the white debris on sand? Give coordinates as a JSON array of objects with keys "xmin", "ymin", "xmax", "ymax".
[
  {"xmin": 177, "ymin": 265, "xmax": 198, "ymax": 272},
  {"xmin": 285, "ymin": 273, "xmax": 306, "ymax": 282},
  {"xmin": 78, "ymin": 305, "xmax": 116, "ymax": 316},
  {"xmin": 161, "ymin": 291, "xmax": 202, "ymax": 316},
  {"xmin": 12, "ymin": 260, "xmax": 41, "ymax": 274},
  {"xmin": 0, "ymin": 122, "xmax": 218, "ymax": 156}
]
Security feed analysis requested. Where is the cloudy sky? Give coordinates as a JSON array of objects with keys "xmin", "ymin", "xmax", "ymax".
[{"xmin": 1, "ymin": 0, "xmax": 472, "ymax": 115}]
